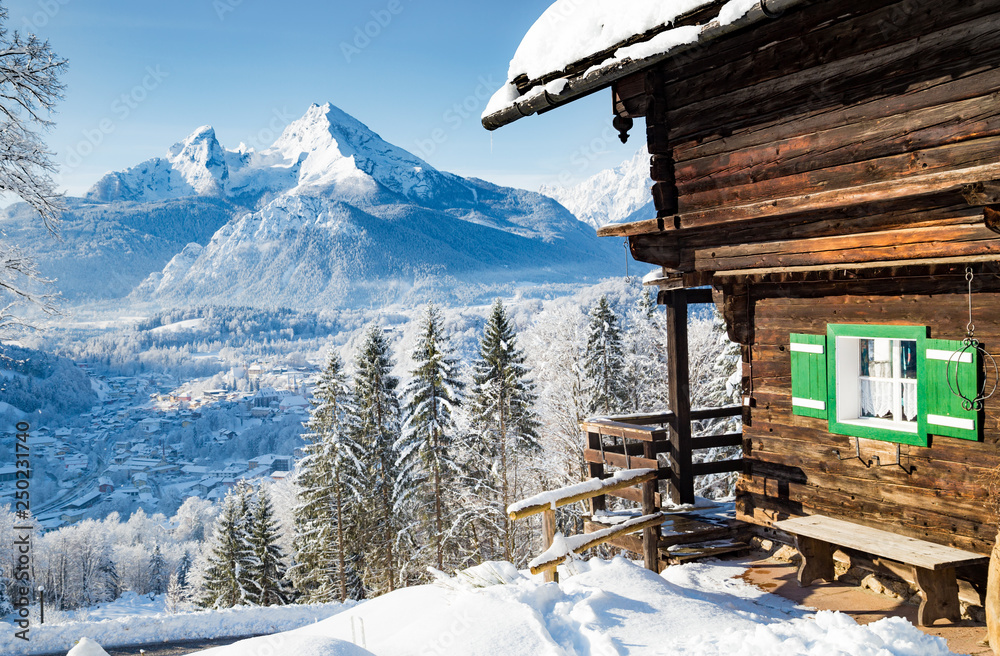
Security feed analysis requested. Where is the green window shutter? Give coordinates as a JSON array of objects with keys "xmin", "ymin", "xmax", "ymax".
[
  {"xmin": 790, "ymin": 333, "xmax": 828, "ymax": 419},
  {"xmin": 923, "ymin": 339, "xmax": 980, "ymax": 441}
]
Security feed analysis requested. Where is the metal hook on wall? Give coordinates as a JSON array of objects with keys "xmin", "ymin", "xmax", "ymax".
[
  {"xmin": 870, "ymin": 443, "xmax": 912, "ymax": 474},
  {"xmin": 832, "ymin": 437, "xmax": 864, "ymax": 465}
]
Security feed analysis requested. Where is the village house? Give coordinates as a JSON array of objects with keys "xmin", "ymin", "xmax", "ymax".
[
  {"xmin": 485, "ymin": 0, "xmax": 1000, "ymax": 630},
  {"xmin": 139, "ymin": 417, "xmax": 162, "ymax": 433}
]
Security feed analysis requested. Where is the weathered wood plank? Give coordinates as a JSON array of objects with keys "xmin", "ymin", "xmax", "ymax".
[
  {"xmin": 673, "ymin": 66, "xmax": 1000, "ymax": 165},
  {"xmin": 529, "ymin": 513, "xmax": 665, "ymax": 575},
  {"xmin": 676, "ymin": 162, "xmax": 1000, "ymax": 230},
  {"xmin": 696, "ymin": 224, "xmax": 1000, "ymax": 271},
  {"xmin": 676, "ymin": 93, "xmax": 1000, "ymax": 196},
  {"xmin": 509, "ymin": 470, "xmax": 658, "ymax": 520},
  {"xmin": 669, "ymin": 11, "xmax": 1000, "ymax": 144},
  {"xmin": 583, "ymin": 520, "xmax": 644, "ymax": 554},
  {"xmin": 680, "ymin": 135, "xmax": 1000, "ymax": 212},
  {"xmin": 665, "ymin": 0, "xmax": 1000, "ymax": 115},
  {"xmin": 582, "ymin": 448, "xmax": 663, "ymax": 473},
  {"xmin": 690, "ymin": 433, "xmax": 743, "ymax": 450},
  {"xmin": 580, "ymin": 420, "xmax": 668, "ymax": 443},
  {"xmin": 605, "ymin": 485, "xmax": 662, "ymax": 508},
  {"xmin": 776, "ymin": 515, "xmax": 988, "ymax": 570},
  {"xmin": 691, "ymin": 459, "xmax": 744, "ymax": 476}
]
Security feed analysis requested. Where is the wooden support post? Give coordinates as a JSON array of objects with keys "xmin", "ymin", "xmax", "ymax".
[
  {"xmin": 795, "ymin": 535, "xmax": 836, "ymax": 586},
  {"xmin": 665, "ymin": 289, "xmax": 694, "ymax": 505},
  {"xmin": 642, "ymin": 441, "xmax": 660, "ymax": 572},
  {"xmin": 542, "ymin": 509, "xmax": 558, "ymax": 583},
  {"xmin": 912, "ymin": 565, "xmax": 960, "ymax": 626},
  {"xmin": 586, "ymin": 431, "xmax": 606, "ymax": 515}
]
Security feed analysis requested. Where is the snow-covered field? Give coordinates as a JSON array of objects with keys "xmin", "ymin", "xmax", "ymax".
[
  {"xmin": 0, "ymin": 596, "xmax": 351, "ymax": 655},
  {"xmin": 54, "ymin": 557, "xmax": 954, "ymax": 656}
]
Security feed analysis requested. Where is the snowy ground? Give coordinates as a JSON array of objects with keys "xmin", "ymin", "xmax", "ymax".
[
  {"xmin": 64, "ymin": 557, "xmax": 954, "ymax": 656},
  {"xmin": 24, "ymin": 557, "xmax": 958, "ymax": 656},
  {"xmin": 0, "ymin": 595, "xmax": 350, "ymax": 656}
]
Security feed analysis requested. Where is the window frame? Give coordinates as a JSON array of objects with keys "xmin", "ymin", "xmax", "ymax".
[{"xmin": 826, "ymin": 324, "xmax": 930, "ymax": 447}]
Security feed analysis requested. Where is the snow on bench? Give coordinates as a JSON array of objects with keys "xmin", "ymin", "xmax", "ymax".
[
  {"xmin": 528, "ymin": 512, "xmax": 665, "ymax": 575},
  {"xmin": 506, "ymin": 468, "xmax": 656, "ymax": 520}
]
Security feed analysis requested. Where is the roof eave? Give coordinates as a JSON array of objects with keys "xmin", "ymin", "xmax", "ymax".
[{"xmin": 482, "ymin": 0, "xmax": 812, "ymax": 132}]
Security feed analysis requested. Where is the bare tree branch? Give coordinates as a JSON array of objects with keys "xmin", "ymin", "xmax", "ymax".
[{"xmin": 0, "ymin": 3, "xmax": 67, "ymax": 333}]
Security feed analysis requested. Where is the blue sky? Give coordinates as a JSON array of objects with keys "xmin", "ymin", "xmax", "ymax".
[{"xmin": 5, "ymin": 0, "xmax": 639, "ymax": 197}]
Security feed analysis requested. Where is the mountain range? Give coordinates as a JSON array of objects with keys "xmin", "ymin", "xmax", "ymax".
[{"xmin": 1, "ymin": 103, "xmax": 631, "ymax": 310}]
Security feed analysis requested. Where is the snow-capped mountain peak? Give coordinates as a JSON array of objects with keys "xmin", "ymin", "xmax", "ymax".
[
  {"xmin": 165, "ymin": 125, "xmax": 229, "ymax": 197},
  {"xmin": 87, "ymin": 125, "xmax": 229, "ymax": 203},
  {"xmin": 88, "ymin": 103, "xmax": 476, "ymax": 207},
  {"xmin": 264, "ymin": 102, "xmax": 459, "ymax": 203},
  {"xmin": 541, "ymin": 145, "xmax": 653, "ymax": 230}
]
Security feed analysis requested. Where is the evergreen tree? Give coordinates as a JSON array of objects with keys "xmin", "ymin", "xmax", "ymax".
[
  {"xmin": 404, "ymin": 303, "xmax": 464, "ymax": 572},
  {"xmin": 165, "ymin": 572, "xmax": 185, "ymax": 614},
  {"xmin": 624, "ymin": 289, "xmax": 669, "ymax": 413},
  {"xmin": 583, "ymin": 296, "xmax": 629, "ymax": 415},
  {"xmin": 148, "ymin": 544, "xmax": 167, "ymax": 596},
  {"xmin": 176, "ymin": 551, "xmax": 192, "ymax": 589},
  {"xmin": 99, "ymin": 555, "xmax": 121, "ymax": 603},
  {"xmin": 469, "ymin": 299, "xmax": 539, "ymax": 564},
  {"xmin": 246, "ymin": 485, "xmax": 288, "ymax": 606},
  {"xmin": 350, "ymin": 324, "xmax": 409, "ymax": 595},
  {"xmin": 292, "ymin": 351, "xmax": 359, "ymax": 603},
  {"xmin": 199, "ymin": 486, "xmax": 253, "ymax": 608}
]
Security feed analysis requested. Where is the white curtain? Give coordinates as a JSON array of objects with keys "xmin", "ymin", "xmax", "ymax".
[
  {"xmin": 902, "ymin": 383, "xmax": 918, "ymax": 422},
  {"xmin": 860, "ymin": 379, "xmax": 893, "ymax": 418}
]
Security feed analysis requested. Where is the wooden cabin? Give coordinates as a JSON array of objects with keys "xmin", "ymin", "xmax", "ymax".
[{"xmin": 485, "ymin": 0, "xmax": 1000, "ymax": 622}]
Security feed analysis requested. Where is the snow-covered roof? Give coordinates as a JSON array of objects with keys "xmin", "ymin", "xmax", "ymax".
[{"xmin": 482, "ymin": 0, "xmax": 801, "ymax": 130}]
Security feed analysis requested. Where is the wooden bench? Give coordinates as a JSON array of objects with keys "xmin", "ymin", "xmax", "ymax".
[{"xmin": 774, "ymin": 515, "xmax": 989, "ymax": 626}]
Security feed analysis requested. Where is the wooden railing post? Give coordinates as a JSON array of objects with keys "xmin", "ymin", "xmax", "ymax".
[
  {"xmin": 642, "ymin": 441, "xmax": 660, "ymax": 571},
  {"xmin": 665, "ymin": 289, "xmax": 695, "ymax": 505},
  {"xmin": 542, "ymin": 509, "xmax": 557, "ymax": 583},
  {"xmin": 586, "ymin": 430, "xmax": 606, "ymax": 515}
]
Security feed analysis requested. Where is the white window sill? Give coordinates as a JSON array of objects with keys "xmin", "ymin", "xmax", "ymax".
[{"xmin": 838, "ymin": 417, "xmax": 918, "ymax": 434}]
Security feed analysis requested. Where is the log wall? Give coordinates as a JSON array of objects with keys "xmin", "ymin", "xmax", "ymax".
[
  {"xmin": 626, "ymin": 0, "xmax": 1000, "ymax": 271},
  {"xmin": 736, "ymin": 275, "xmax": 1000, "ymax": 555}
]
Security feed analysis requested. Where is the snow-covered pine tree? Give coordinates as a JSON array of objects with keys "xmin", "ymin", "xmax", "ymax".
[
  {"xmin": 199, "ymin": 486, "xmax": 253, "ymax": 608},
  {"xmin": 233, "ymin": 481, "xmax": 257, "ymax": 598},
  {"xmin": 624, "ymin": 289, "xmax": 670, "ymax": 413},
  {"xmin": 404, "ymin": 303, "xmax": 464, "ymax": 574},
  {"xmin": 148, "ymin": 544, "xmax": 167, "ymax": 597},
  {"xmin": 176, "ymin": 551, "xmax": 192, "ymax": 589},
  {"xmin": 350, "ymin": 324, "xmax": 409, "ymax": 595},
  {"xmin": 246, "ymin": 485, "xmax": 288, "ymax": 606},
  {"xmin": 165, "ymin": 572, "xmax": 184, "ymax": 614},
  {"xmin": 468, "ymin": 299, "xmax": 540, "ymax": 564},
  {"xmin": 99, "ymin": 555, "xmax": 121, "ymax": 603},
  {"xmin": 292, "ymin": 350, "xmax": 359, "ymax": 603},
  {"xmin": 583, "ymin": 296, "xmax": 629, "ymax": 415}
]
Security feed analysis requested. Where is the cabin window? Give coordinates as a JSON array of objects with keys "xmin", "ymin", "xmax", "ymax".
[
  {"xmin": 790, "ymin": 324, "xmax": 980, "ymax": 446},
  {"xmin": 835, "ymin": 336, "xmax": 918, "ymax": 433}
]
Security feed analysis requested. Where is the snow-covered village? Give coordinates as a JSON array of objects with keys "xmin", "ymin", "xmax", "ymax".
[{"xmin": 2, "ymin": 0, "xmax": 1000, "ymax": 655}]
